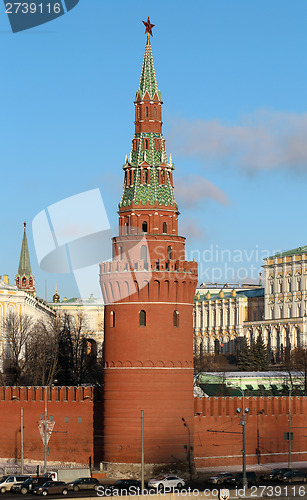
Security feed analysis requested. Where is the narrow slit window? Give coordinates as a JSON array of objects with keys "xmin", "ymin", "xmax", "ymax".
[{"xmin": 139, "ymin": 310, "xmax": 146, "ymax": 327}]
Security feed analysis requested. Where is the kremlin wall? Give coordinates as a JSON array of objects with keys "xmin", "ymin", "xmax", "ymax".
[{"xmin": 0, "ymin": 389, "xmax": 307, "ymax": 471}]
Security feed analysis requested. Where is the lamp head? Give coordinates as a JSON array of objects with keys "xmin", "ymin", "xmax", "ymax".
[
  {"xmin": 236, "ymin": 408, "xmax": 242, "ymax": 414},
  {"xmin": 245, "ymin": 408, "xmax": 250, "ymax": 414}
]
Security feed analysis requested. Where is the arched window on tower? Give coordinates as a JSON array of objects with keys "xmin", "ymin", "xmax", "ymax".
[
  {"xmin": 161, "ymin": 170, "xmax": 165, "ymax": 184},
  {"xmin": 129, "ymin": 170, "xmax": 132, "ymax": 185},
  {"xmin": 118, "ymin": 245, "xmax": 123, "ymax": 260},
  {"xmin": 145, "ymin": 106, "xmax": 149, "ymax": 118},
  {"xmin": 139, "ymin": 310, "xmax": 146, "ymax": 327},
  {"xmin": 145, "ymin": 139, "xmax": 149, "ymax": 150},
  {"xmin": 163, "ymin": 222, "xmax": 167, "ymax": 234},
  {"xmin": 22, "ymin": 277, "xmax": 26, "ymax": 286},
  {"xmin": 167, "ymin": 246, "xmax": 172, "ymax": 260},
  {"xmin": 110, "ymin": 311, "xmax": 115, "ymax": 328},
  {"xmin": 142, "ymin": 221, "xmax": 148, "ymax": 233},
  {"xmin": 143, "ymin": 169, "xmax": 148, "ymax": 184},
  {"xmin": 154, "ymin": 107, "xmax": 157, "ymax": 118},
  {"xmin": 140, "ymin": 245, "xmax": 147, "ymax": 262},
  {"xmin": 173, "ymin": 310, "xmax": 179, "ymax": 327},
  {"xmin": 29, "ymin": 277, "xmax": 33, "ymax": 286},
  {"xmin": 138, "ymin": 107, "xmax": 141, "ymax": 119},
  {"xmin": 125, "ymin": 223, "xmax": 129, "ymax": 235}
]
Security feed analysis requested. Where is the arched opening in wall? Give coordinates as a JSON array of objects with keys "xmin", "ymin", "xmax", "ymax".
[
  {"xmin": 143, "ymin": 169, "xmax": 148, "ymax": 184},
  {"xmin": 145, "ymin": 139, "xmax": 149, "ymax": 150},
  {"xmin": 139, "ymin": 309, "xmax": 146, "ymax": 327},
  {"xmin": 22, "ymin": 277, "xmax": 26, "ymax": 287},
  {"xmin": 129, "ymin": 170, "xmax": 132, "ymax": 185},
  {"xmin": 140, "ymin": 245, "xmax": 147, "ymax": 262},
  {"xmin": 118, "ymin": 245, "xmax": 123, "ymax": 260},
  {"xmin": 138, "ymin": 107, "xmax": 141, "ymax": 119},
  {"xmin": 163, "ymin": 222, "xmax": 167, "ymax": 234},
  {"xmin": 125, "ymin": 223, "xmax": 129, "ymax": 235},
  {"xmin": 29, "ymin": 277, "xmax": 33, "ymax": 286},
  {"xmin": 145, "ymin": 106, "xmax": 149, "ymax": 117},
  {"xmin": 125, "ymin": 171, "xmax": 127, "ymax": 184},
  {"xmin": 142, "ymin": 221, "xmax": 148, "ymax": 233},
  {"xmin": 167, "ymin": 246, "xmax": 172, "ymax": 260},
  {"xmin": 110, "ymin": 311, "xmax": 115, "ymax": 328},
  {"xmin": 173, "ymin": 310, "xmax": 179, "ymax": 327}
]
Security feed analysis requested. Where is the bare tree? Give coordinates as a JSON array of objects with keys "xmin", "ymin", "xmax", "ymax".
[{"xmin": 4, "ymin": 311, "xmax": 33, "ymax": 385}]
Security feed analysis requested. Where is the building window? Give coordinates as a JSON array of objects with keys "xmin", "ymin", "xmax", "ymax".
[
  {"xmin": 154, "ymin": 107, "xmax": 157, "ymax": 118},
  {"xmin": 125, "ymin": 222, "xmax": 129, "ymax": 235},
  {"xmin": 145, "ymin": 139, "xmax": 149, "ymax": 150},
  {"xmin": 65, "ymin": 417, "xmax": 69, "ymax": 423},
  {"xmin": 140, "ymin": 245, "xmax": 147, "ymax": 262},
  {"xmin": 49, "ymin": 415, "xmax": 53, "ymax": 422},
  {"xmin": 163, "ymin": 222, "xmax": 167, "ymax": 234},
  {"xmin": 161, "ymin": 170, "xmax": 165, "ymax": 184},
  {"xmin": 40, "ymin": 414, "xmax": 44, "ymax": 420},
  {"xmin": 129, "ymin": 170, "xmax": 133, "ymax": 185},
  {"xmin": 78, "ymin": 417, "xmax": 82, "ymax": 423},
  {"xmin": 167, "ymin": 246, "xmax": 172, "ymax": 260},
  {"xmin": 118, "ymin": 245, "xmax": 123, "ymax": 260},
  {"xmin": 138, "ymin": 108, "xmax": 141, "ymax": 119},
  {"xmin": 145, "ymin": 106, "xmax": 149, "ymax": 117},
  {"xmin": 143, "ymin": 169, "xmax": 148, "ymax": 184},
  {"xmin": 139, "ymin": 310, "xmax": 146, "ymax": 327},
  {"xmin": 110, "ymin": 311, "xmax": 115, "ymax": 328},
  {"xmin": 142, "ymin": 221, "xmax": 148, "ymax": 233},
  {"xmin": 173, "ymin": 310, "xmax": 179, "ymax": 327},
  {"xmin": 22, "ymin": 277, "xmax": 26, "ymax": 286}
]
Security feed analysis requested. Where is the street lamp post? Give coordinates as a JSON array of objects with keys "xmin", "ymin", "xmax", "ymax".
[
  {"xmin": 227, "ymin": 383, "xmax": 249, "ymax": 489},
  {"xmin": 44, "ymin": 387, "xmax": 48, "ymax": 474}
]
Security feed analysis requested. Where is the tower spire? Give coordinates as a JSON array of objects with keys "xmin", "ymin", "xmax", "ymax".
[{"xmin": 15, "ymin": 222, "xmax": 35, "ymax": 294}]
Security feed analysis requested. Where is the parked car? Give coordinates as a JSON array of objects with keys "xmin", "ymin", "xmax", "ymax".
[
  {"xmin": 0, "ymin": 476, "xmax": 30, "ymax": 493},
  {"xmin": 260, "ymin": 468, "xmax": 292, "ymax": 481},
  {"xmin": 32, "ymin": 481, "xmax": 69, "ymax": 496},
  {"xmin": 280, "ymin": 470, "xmax": 307, "ymax": 483},
  {"xmin": 208, "ymin": 473, "xmax": 235, "ymax": 485},
  {"xmin": 98, "ymin": 479, "xmax": 141, "ymax": 495},
  {"xmin": 67, "ymin": 478, "xmax": 99, "ymax": 492},
  {"xmin": 11, "ymin": 477, "xmax": 49, "ymax": 494},
  {"xmin": 148, "ymin": 475, "xmax": 185, "ymax": 490},
  {"xmin": 229, "ymin": 472, "xmax": 257, "ymax": 486}
]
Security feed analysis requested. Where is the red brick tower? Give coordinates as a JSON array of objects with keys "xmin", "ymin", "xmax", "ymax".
[{"xmin": 100, "ymin": 23, "xmax": 198, "ymax": 467}]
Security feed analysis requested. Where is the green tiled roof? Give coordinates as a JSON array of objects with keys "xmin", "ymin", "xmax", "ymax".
[
  {"xmin": 137, "ymin": 38, "xmax": 161, "ymax": 100},
  {"xmin": 271, "ymin": 246, "xmax": 307, "ymax": 258}
]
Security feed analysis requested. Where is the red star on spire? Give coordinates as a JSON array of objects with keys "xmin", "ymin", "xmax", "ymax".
[{"xmin": 143, "ymin": 16, "xmax": 155, "ymax": 37}]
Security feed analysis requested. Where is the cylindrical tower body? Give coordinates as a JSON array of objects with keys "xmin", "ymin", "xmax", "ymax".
[{"xmin": 100, "ymin": 34, "xmax": 198, "ymax": 466}]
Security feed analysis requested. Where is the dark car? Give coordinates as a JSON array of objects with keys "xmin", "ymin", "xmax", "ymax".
[
  {"xmin": 230, "ymin": 472, "xmax": 257, "ymax": 486},
  {"xmin": 67, "ymin": 478, "xmax": 99, "ymax": 492},
  {"xmin": 99, "ymin": 479, "xmax": 141, "ymax": 495},
  {"xmin": 261, "ymin": 468, "xmax": 292, "ymax": 482},
  {"xmin": 11, "ymin": 477, "xmax": 50, "ymax": 494},
  {"xmin": 207, "ymin": 473, "xmax": 236, "ymax": 485},
  {"xmin": 32, "ymin": 481, "xmax": 69, "ymax": 496},
  {"xmin": 281, "ymin": 470, "xmax": 307, "ymax": 483}
]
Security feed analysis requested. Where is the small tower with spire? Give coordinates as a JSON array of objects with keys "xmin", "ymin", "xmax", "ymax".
[{"xmin": 15, "ymin": 222, "xmax": 35, "ymax": 294}]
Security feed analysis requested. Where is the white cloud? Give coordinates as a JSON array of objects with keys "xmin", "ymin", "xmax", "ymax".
[
  {"xmin": 167, "ymin": 110, "xmax": 307, "ymax": 172},
  {"xmin": 175, "ymin": 174, "xmax": 230, "ymax": 208}
]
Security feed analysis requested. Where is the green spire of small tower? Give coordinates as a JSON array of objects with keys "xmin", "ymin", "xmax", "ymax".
[{"xmin": 15, "ymin": 222, "xmax": 35, "ymax": 294}]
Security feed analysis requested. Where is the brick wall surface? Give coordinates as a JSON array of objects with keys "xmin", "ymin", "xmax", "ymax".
[{"xmin": 194, "ymin": 396, "xmax": 307, "ymax": 467}]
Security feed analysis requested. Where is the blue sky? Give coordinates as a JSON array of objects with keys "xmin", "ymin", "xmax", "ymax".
[{"xmin": 1, "ymin": 1, "xmax": 307, "ymax": 300}]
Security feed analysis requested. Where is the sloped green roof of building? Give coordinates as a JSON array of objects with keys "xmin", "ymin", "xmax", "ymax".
[{"xmin": 271, "ymin": 246, "xmax": 307, "ymax": 258}]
